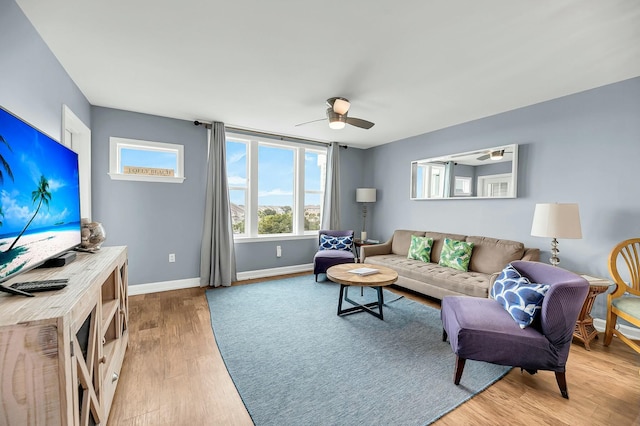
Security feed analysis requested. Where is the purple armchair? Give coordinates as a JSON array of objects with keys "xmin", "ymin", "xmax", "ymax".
[
  {"xmin": 441, "ymin": 260, "xmax": 589, "ymax": 398},
  {"xmin": 313, "ymin": 230, "xmax": 356, "ymax": 281}
]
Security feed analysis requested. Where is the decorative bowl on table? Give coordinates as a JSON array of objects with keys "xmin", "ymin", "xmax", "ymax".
[{"xmin": 81, "ymin": 219, "xmax": 106, "ymax": 251}]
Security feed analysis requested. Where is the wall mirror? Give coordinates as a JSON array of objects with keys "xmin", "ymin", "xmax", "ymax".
[{"xmin": 410, "ymin": 144, "xmax": 518, "ymax": 200}]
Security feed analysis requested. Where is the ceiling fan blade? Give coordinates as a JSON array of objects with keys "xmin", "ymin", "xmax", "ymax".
[
  {"xmin": 477, "ymin": 154, "xmax": 490, "ymax": 161},
  {"xmin": 295, "ymin": 118, "xmax": 326, "ymax": 127},
  {"xmin": 346, "ymin": 117, "xmax": 375, "ymax": 129}
]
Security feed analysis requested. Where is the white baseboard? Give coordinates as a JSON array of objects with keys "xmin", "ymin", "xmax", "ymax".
[
  {"xmin": 128, "ymin": 264, "xmax": 314, "ymax": 295},
  {"xmin": 236, "ymin": 263, "xmax": 313, "ymax": 281},
  {"xmin": 129, "ymin": 277, "xmax": 200, "ymax": 296},
  {"xmin": 593, "ymin": 318, "xmax": 640, "ymax": 340}
]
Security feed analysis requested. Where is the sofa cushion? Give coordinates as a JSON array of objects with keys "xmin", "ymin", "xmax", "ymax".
[
  {"xmin": 439, "ymin": 238, "xmax": 474, "ymax": 271},
  {"xmin": 366, "ymin": 254, "xmax": 491, "ymax": 298},
  {"xmin": 424, "ymin": 232, "xmax": 468, "ymax": 264},
  {"xmin": 466, "ymin": 236, "xmax": 526, "ymax": 274},
  {"xmin": 391, "ymin": 230, "xmax": 426, "ymax": 255},
  {"xmin": 407, "ymin": 235, "xmax": 434, "ymax": 263},
  {"xmin": 491, "ymin": 264, "xmax": 550, "ymax": 329}
]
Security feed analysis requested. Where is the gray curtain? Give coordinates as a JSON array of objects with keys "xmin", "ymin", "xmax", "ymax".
[
  {"xmin": 444, "ymin": 161, "xmax": 455, "ymax": 197},
  {"xmin": 200, "ymin": 122, "xmax": 237, "ymax": 287},
  {"xmin": 321, "ymin": 142, "xmax": 341, "ymax": 230}
]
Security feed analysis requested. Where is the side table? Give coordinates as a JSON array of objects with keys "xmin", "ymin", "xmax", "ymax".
[
  {"xmin": 573, "ymin": 274, "xmax": 612, "ymax": 350},
  {"xmin": 354, "ymin": 239, "xmax": 380, "ymax": 263}
]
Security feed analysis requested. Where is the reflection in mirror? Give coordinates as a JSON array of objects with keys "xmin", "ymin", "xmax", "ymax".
[{"xmin": 410, "ymin": 144, "xmax": 518, "ymax": 200}]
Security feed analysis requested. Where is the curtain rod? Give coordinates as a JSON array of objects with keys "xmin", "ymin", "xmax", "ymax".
[{"xmin": 193, "ymin": 121, "xmax": 347, "ymax": 149}]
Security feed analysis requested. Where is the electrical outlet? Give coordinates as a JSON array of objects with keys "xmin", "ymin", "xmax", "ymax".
[
  {"xmin": 169, "ymin": 253, "xmax": 176, "ymax": 263},
  {"xmin": 276, "ymin": 245, "xmax": 282, "ymax": 258}
]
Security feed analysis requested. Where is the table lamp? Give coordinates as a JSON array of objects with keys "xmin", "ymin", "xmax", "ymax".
[
  {"xmin": 356, "ymin": 188, "xmax": 376, "ymax": 241},
  {"xmin": 530, "ymin": 203, "xmax": 582, "ymax": 266}
]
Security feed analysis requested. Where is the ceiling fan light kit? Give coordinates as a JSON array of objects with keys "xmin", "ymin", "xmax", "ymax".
[
  {"xmin": 297, "ymin": 97, "xmax": 375, "ymax": 130},
  {"xmin": 328, "ymin": 109, "xmax": 347, "ymax": 129},
  {"xmin": 490, "ymin": 150, "xmax": 504, "ymax": 160},
  {"xmin": 329, "ymin": 97, "xmax": 351, "ymax": 115}
]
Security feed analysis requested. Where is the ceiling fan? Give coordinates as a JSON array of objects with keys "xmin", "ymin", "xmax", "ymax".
[
  {"xmin": 296, "ymin": 97, "xmax": 375, "ymax": 130},
  {"xmin": 477, "ymin": 149, "xmax": 513, "ymax": 161}
]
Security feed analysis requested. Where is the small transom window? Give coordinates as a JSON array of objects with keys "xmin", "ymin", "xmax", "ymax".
[{"xmin": 109, "ymin": 137, "xmax": 185, "ymax": 183}]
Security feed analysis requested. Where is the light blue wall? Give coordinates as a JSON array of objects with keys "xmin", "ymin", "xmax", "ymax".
[
  {"xmin": 91, "ymin": 107, "xmax": 208, "ymax": 285},
  {"xmin": 365, "ymin": 77, "xmax": 640, "ymax": 319},
  {"xmin": 90, "ymin": 108, "xmax": 367, "ymax": 283},
  {"xmin": 0, "ymin": 0, "xmax": 90, "ymax": 138}
]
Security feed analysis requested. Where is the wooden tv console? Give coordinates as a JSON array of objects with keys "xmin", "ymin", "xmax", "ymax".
[{"xmin": 0, "ymin": 246, "xmax": 128, "ymax": 425}]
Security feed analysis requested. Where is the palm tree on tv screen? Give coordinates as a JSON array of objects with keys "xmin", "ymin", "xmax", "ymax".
[
  {"xmin": 0, "ymin": 134, "xmax": 14, "ymax": 184},
  {"xmin": 6, "ymin": 175, "xmax": 52, "ymax": 252}
]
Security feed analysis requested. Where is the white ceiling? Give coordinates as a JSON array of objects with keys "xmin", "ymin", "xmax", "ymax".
[{"xmin": 16, "ymin": 0, "xmax": 640, "ymax": 149}]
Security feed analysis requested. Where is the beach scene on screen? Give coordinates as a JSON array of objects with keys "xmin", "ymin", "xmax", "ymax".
[{"xmin": 0, "ymin": 108, "xmax": 81, "ymax": 282}]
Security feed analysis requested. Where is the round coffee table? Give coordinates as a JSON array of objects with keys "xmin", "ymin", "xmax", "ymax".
[{"xmin": 326, "ymin": 263, "xmax": 399, "ymax": 320}]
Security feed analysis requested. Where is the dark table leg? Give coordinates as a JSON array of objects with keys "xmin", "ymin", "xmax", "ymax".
[{"xmin": 337, "ymin": 285, "xmax": 384, "ymax": 320}]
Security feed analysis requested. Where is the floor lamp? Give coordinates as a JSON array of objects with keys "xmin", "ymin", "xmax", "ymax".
[
  {"xmin": 531, "ymin": 203, "xmax": 582, "ymax": 266},
  {"xmin": 356, "ymin": 188, "xmax": 376, "ymax": 241}
]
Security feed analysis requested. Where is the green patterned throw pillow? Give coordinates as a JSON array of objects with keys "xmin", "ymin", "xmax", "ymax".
[
  {"xmin": 407, "ymin": 235, "xmax": 434, "ymax": 263},
  {"xmin": 439, "ymin": 238, "xmax": 474, "ymax": 271}
]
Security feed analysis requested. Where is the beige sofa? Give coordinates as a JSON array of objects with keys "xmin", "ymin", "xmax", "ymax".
[{"xmin": 360, "ymin": 229, "xmax": 540, "ymax": 300}]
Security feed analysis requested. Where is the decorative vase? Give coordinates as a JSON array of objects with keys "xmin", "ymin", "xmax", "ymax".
[{"xmin": 81, "ymin": 219, "xmax": 106, "ymax": 251}]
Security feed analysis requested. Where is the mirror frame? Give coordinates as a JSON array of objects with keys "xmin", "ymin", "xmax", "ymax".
[{"xmin": 410, "ymin": 144, "xmax": 518, "ymax": 200}]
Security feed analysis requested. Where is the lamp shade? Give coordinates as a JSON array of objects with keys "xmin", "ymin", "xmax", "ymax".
[
  {"xmin": 356, "ymin": 188, "xmax": 377, "ymax": 203},
  {"xmin": 531, "ymin": 203, "xmax": 582, "ymax": 239}
]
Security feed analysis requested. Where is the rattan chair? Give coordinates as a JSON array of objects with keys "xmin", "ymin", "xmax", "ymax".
[{"xmin": 604, "ymin": 238, "xmax": 640, "ymax": 363}]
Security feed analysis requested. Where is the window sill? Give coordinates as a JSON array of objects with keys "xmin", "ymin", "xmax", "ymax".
[
  {"xmin": 234, "ymin": 234, "xmax": 318, "ymax": 244},
  {"xmin": 108, "ymin": 173, "xmax": 186, "ymax": 184}
]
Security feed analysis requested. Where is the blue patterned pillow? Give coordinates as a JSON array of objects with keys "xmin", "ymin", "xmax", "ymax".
[
  {"xmin": 490, "ymin": 264, "xmax": 522, "ymax": 299},
  {"xmin": 319, "ymin": 235, "xmax": 353, "ymax": 251},
  {"xmin": 491, "ymin": 264, "xmax": 550, "ymax": 329}
]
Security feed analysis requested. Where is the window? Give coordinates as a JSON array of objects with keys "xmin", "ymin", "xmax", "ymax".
[
  {"xmin": 477, "ymin": 173, "xmax": 513, "ymax": 197},
  {"xmin": 414, "ymin": 163, "xmax": 445, "ymax": 199},
  {"xmin": 226, "ymin": 132, "xmax": 326, "ymax": 239},
  {"xmin": 454, "ymin": 176, "xmax": 472, "ymax": 196},
  {"xmin": 109, "ymin": 137, "xmax": 185, "ymax": 183}
]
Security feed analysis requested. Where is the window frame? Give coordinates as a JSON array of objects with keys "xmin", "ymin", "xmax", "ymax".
[
  {"xmin": 454, "ymin": 176, "xmax": 472, "ymax": 196},
  {"xmin": 226, "ymin": 132, "xmax": 326, "ymax": 242},
  {"xmin": 108, "ymin": 137, "xmax": 185, "ymax": 183},
  {"xmin": 477, "ymin": 173, "xmax": 513, "ymax": 197}
]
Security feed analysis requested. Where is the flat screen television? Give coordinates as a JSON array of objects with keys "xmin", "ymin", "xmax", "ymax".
[{"xmin": 0, "ymin": 106, "xmax": 81, "ymax": 285}]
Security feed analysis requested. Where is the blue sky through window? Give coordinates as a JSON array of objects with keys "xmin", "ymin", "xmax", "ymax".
[
  {"xmin": 226, "ymin": 141, "xmax": 324, "ymax": 207},
  {"xmin": 120, "ymin": 148, "xmax": 177, "ymax": 171}
]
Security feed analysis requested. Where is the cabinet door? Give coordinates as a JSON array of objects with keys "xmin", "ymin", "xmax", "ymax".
[
  {"xmin": 0, "ymin": 322, "xmax": 62, "ymax": 425},
  {"xmin": 70, "ymin": 298, "xmax": 103, "ymax": 426},
  {"xmin": 100, "ymin": 261, "xmax": 129, "ymax": 417}
]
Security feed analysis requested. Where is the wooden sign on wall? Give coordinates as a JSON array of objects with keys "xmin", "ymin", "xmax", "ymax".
[{"xmin": 123, "ymin": 166, "xmax": 175, "ymax": 177}]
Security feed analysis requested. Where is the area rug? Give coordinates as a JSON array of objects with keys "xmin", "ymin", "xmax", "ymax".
[{"xmin": 206, "ymin": 276, "xmax": 511, "ymax": 426}]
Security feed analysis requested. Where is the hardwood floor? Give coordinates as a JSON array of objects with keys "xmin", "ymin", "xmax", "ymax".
[{"xmin": 108, "ymin": 276, "xmax": 640, "ymax": 425}]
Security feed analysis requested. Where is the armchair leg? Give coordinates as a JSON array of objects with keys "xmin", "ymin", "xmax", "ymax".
[
  {"xmin": 555, "ymin": 371, "xmax": 569, "ymax": 399},
  {"xmin": 315, "ymin": 274, "xmax": 318, "ymax": 282},
  {"xmin": 454, "ymin": 356, "xmax": 466, "ymax": 385},
  {"xmin": 603, "ymin": 308, "xmax": 617, "ymax": 346}
]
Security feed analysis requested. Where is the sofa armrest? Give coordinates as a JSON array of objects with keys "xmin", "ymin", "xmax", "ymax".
[
  {"xmin": 361, "ymin": 239, "xmax": 392, "ymax": 261},
  {"xmin": 521, "ymin": 248, "xmax": 540, "ymax": 262}
]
